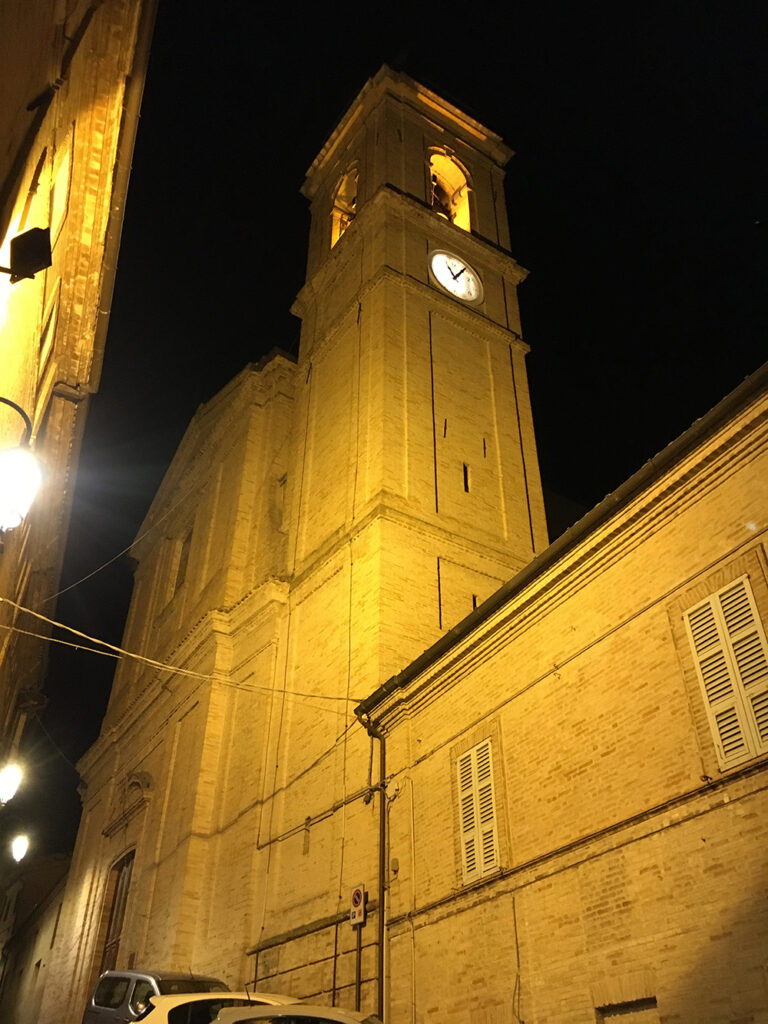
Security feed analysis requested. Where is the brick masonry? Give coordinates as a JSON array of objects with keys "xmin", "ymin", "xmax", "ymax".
[{"xmin": 37, "ymin": 67, "xmax": 768, "ymax": 1024}]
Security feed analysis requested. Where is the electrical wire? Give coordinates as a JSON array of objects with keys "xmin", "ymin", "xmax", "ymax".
[
  {"xmin": 31, "ymin": 711, "xmax": 79, "ymax": 771},
  {"xmin": 0, "ymin": 621, "xmax": 352, "ymax": 720},
  {"xmin": 0, "ymin": 596, "xmax": 366, "ymax": 706},
  {"xmin": 0, "ymin": 621, "xmax": 118, "ymax": 658},
  {"xmin": 43, "ymin": 482, "xmax": 200, "ymax": 604}
]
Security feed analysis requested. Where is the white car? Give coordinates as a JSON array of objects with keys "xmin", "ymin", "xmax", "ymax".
[
  {"xmin": 139, "ymin": 990, "xmax": 301, "ymax": 1023},
  {"xmin": 213, "ymin": 1005, "xmax": 382, "ymax": 1024}
]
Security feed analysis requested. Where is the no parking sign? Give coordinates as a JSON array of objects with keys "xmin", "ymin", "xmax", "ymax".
[{"xmin": 350, "ymin": 884, "xmax": 366, "ymax": 926}]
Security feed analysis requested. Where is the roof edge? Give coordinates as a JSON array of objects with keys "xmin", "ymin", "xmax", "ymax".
[{"xmin": 356, "ymin": 360, "xmax": 768, "ymax": 721}]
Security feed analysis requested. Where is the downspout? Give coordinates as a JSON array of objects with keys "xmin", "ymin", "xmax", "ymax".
[{"xmin": 358, "ymin": 713, "xmax": 386, "ymax": 1021}]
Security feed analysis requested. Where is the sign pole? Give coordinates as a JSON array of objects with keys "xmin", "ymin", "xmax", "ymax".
[
  {"xmin": 355, "ymin": 922, "xmax": 362, "ymax": 1010},
  {"xmin": 350, "ymin": 885, "xmax": 366, "ymax": 1011}
]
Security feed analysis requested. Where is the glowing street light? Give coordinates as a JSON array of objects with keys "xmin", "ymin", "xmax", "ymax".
[
  {"xmin": 10, "ymin": 834, "xmax": 29, "ymax": 862},
  {"xmin": 0, "ymin": 397, "xmax": 41, "ymax": 533},
  {"xmin": 0, "ymin": 762, "xmax": 22, "ymax": 805}
]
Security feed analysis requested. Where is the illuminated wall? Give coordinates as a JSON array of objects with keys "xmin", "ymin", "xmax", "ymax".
[
  {"xmin": 39, "ymin": 66, "xmax": 768, "ymax": 1024},
  {"xmin": 0, "ymin": 0, "xmax": 156, "ymax": 773},
  {"xmin": 0, "ymin": 5, "xmax": 156, "ymax": 1021}
]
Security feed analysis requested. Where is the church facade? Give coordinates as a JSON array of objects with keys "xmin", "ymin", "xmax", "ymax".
[{"xmin": 41, "ymin": 68, "xmax": 767, "ymax": 1024}]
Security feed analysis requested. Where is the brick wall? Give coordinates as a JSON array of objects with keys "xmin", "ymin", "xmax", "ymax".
[{"xmin": 377, "ymin": 388, "xmax": 768, "ymax": 1023}]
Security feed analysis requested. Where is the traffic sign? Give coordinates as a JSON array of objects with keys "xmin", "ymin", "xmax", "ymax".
[{"xmin": 350, "ymin": 884, "xmax": 366, "ymax": 926}]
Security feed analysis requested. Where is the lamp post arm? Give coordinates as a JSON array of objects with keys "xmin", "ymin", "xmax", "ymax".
[{"xmin": 0, "ymin": 398, "xmax": 33, "ymax": 446}]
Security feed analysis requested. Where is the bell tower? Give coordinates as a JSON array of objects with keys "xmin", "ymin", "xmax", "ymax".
[{"xmin": 285, "ymin": 66, "xmax": 547, "ymax": 691}]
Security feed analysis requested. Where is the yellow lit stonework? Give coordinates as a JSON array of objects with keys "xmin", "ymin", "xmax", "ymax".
[
  {"xmin": 0, "ymin": 0, "xmax": 156, "ymax": 781},
  {"xmin": 39, "ymin": 65, "xmax": 768, "ymax": 1024},
  {"xmin": 0, "ymin": 4, "xmax": 157, "ymax": 1021}
]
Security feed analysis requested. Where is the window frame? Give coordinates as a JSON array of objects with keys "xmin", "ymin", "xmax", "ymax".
[
  {"xmin": 455, "ymin": 736, "xmax": 501, "ymax": 884},
  {"xmin": 94, "ymin": 974, "xmax": 131, "ymax": 1008},
  {"xmin": 427, "ymin": 148, "xmax": 472, "ymax": 231},
  {"xmin": 98, "ymin": 849, "xmax": 135, "ymax": 973},
  {"xmin": 50, "ymin": 123, "xmax": 75, "ymax": 245},
  {"xmin": 330, "ymin": 163, "xmax": 359, "ymax": 247},
  {"xmin": 683, "ymin": 574, "xmax": 768, "ymax": 768}
]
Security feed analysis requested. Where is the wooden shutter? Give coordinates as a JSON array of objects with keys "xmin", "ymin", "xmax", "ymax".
[
  {"xmin": 684, "ymin": 577, "xmax": 768, "ymax": 767},
  {"xmin": 457, "ymin": 739, "xmax": 499, "ymax": 882}
]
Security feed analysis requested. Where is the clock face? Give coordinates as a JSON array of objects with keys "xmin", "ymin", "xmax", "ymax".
[{"xmin": 429, "ymin": 250, "xmax": 483, "ymax": 304}]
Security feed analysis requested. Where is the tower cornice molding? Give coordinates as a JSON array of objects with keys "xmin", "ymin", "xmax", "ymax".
[
  {"xmin": 294, "ymin": 183, "xmax": 528, "ymax": 323},
  {"xmin": 294, "ymin": 259, "xmax": 529, "ymax": 373},
  {"xmin": 288, "ymin": 490, "xmax": 529, "ymax": 599},
  {"xmin": 361, "ymin": 386, "xmax": 768, "ymax": 730},
  {"xmin": 302, "ymin": 66, "xmax": 512, "ymax": 200}
]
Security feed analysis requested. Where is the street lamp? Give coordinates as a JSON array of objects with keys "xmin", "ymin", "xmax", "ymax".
[
  {"xmin": 0, "ymin": 763, "xmax": 22, "ymax": 805},
  {"xmin": 10, "ymin": 834, "xmax": 29, "ymax": 862},
  {"xmin": 0, "ymin": 397, "xmax": 42, "ymax": 533}
]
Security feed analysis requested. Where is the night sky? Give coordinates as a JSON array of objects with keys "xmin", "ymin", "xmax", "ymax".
[{"xmin": 16, "ymin": 3, "xmax": 766, "ymax": 853}]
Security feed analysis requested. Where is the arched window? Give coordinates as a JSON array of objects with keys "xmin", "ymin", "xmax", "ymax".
[
  {"xmin": 428, "ymin": 151, "xmax": 471, "ymax": 231},
  {"xmin": 98, "ymin": 849, "xmax": 135, "ymax": 972},
  {"xmin": 331, "ymin": 165, "xmax": 358, "ymax": 247}
]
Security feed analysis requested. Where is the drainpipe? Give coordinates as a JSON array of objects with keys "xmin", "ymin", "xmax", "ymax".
[{"xmin": 358, "ymin": 713, "xmax": 386, "ymax": 1021}]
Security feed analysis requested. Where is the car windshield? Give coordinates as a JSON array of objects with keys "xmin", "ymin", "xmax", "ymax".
[
  {"xmin": 157, "ymin": 979, "xmax": 229, "ymax": 995},
  {"xmin": 166, "ymin": 999, "xmax": 253, "ymax": 1024}
]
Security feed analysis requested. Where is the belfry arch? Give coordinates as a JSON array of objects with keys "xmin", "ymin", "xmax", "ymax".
[
  {"xmin": 428, "ymin": 149, "xmax": 472, "ymax": 230},
  {"xmin": 330, "ymin": 163, "xmax": 358, "ymax": 246}
]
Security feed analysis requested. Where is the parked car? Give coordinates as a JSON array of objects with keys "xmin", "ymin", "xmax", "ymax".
[
  {"xmin": 82, "ymin": 969, "xmax": 228, "ymax": 1024},
  {"xmin": 213, "ymin": 1005, "xmax": 382, "ymax": 1024},
  {"xmin": 139, "ymin": 991, "xmax": 302, "ymax": 1023}
]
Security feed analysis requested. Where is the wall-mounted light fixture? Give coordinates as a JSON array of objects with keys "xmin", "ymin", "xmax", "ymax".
[
  {"xmin": 0, "ymin": 398, "xmax": 42, "ymax": 533},
  {"xmin": 10, "ymin": 834, "xmax": 29, "ymax": 862},
  {"xmin": 0, "ymin": 227, "xmax": 52, "ymax": 283},
  {"xmin": 0, "ymin": 763, "xmax": 22, "ymax": 805}
]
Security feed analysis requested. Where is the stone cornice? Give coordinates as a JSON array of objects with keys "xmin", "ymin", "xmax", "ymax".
[
  {"xmin": 302, "ymin": 66, "xmax": 512, "ymax": 200},
  {"xmin": 101, "ymin": 770, "xmax": 153, "ymax": 837},
  {"xmin": 78, "ymin": 580, "xmax": 292, "ymax": 782},
  {"xmin": 294, "ymin": 183, "xmax": 528, "ymax": 327},
  {"xmin": 288, "ymin": 490, "xmax": 527, "ymax": 598},
  {"xmin": 360, "ymin": 383, "xmax": 768, "ymax": 729}
]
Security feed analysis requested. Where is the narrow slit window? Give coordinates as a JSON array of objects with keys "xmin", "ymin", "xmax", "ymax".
[
  {"xmin": 39, "ymin": 292, "xmax": 59, "ymax": 379},
  {"xmin": 472, "ymin": 594, "xmax": 478, "ymax": 610},
  {"xmin": 463, "ymin": 463, "xmax": 470, "ymax": 492},
  {"xmin": 172, "ymin": 529, "xmax": 192, "ymax": 598}
]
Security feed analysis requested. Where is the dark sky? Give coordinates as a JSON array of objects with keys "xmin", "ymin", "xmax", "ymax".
[{"xmin": 17, "ymin": 2, "xmax": 766, "ymax": 853}]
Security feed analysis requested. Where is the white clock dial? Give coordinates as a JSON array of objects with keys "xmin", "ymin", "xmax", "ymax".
[{"xmin": 429, "ymin": 250, "xmax": 483, "ymax": 303}]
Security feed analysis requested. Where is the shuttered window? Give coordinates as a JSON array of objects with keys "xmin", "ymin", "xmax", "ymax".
[
  {"xmin": 457, "ymin": 739, "xmax": 499, "ymax": 882},
  {"xmin": 684, "ymin": 576, "xmax": 768, "ymax": 768}
]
